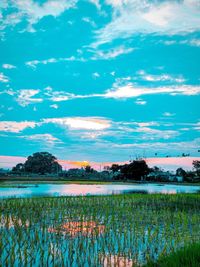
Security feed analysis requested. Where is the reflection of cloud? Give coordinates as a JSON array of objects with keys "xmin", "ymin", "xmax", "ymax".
[
  {"xmin": 99, "ymin": 254, "xmax": 134, "ymax": 267},
  {"xmin": 0, "ymin": 215, "xmax": 29, "ymax": 228}
]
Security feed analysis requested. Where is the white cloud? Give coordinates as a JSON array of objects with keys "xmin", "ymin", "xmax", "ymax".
[
  {"xmin": 22, "ymin": 133, "xmax": 61, "ymax": 144},
  {"xmin": 2, "ymin": 64, "xmax": 16, "ymax": 69},
  {"xmin": 163, "ymin": 112, "xmax": 176, "ymax": 117},
  {"xmin": 188, "ymin": 39, "xmax": 200, "ymax": 47},
  {"xmin": 142, "ymin": 3, "xmax": 174, "ymax": 27},
  {"xmin": 45, "ymin": 89, "xmax": 75, "ymax": 102},
  {"xmin": 0, "ymin": 72, "xmax": 9, "ymax": 82},
  {"xmin": 135, "ymin": 98, "xmax": 147, "ymax": 105},
  {"xmin": 137, "ymin": 70, "xmax": 185, "ymax": 83},
  {"xmin": 25, "ymin": 56, "xmax": 85, "ymax": 68},
  {"xmin": 16, "ymin": 89, "xmax": 43, "ymax": 106},
  {"xmin": 91, "ymin": 45, "xmax": 134, "ymax": 59},
  {"xmin": 92, "ymin": 0, "xmax": 200, "ymax": 47},
  {"xmin": 6, "ymin": 0, "xmax": 77, "ymax": 28},
  {"xmin": 50, "ymin": 104, "xmax": 59, "ymax": 109},
  {"xmin": 82, "ymin": 17, "xmax": 96, "ymax": 27},
  {"xmin": 104, "ymin": 83, "xmax": 200, "ymax": 99},
  {"xmin": 136, "ymin": 122, "xmax": 159, "ymax": 127},
  {"xmin": 133, "ymin": 126, "xmax": 178, "ymax": 140},
  {"xmin": 92, "ymin": 72, "xmax": 100, "ymax": 78},
  {"xmin": 162, "ymin": 38, "xmax": 200, "ymax": 47},
  {"xmin": 44, "ymin": 117, "xmax": 111, "ymax": 130},
  {"xmin": 88, "ymin": 0, "xmax": 101, "ymax": 9},
  {"xmin": 114, "ymin": 137, "xmax": 200, "ymax": 149},
  {"xmin": 0, "ymin": 121, "xmax": 36, "ymax": 133}
]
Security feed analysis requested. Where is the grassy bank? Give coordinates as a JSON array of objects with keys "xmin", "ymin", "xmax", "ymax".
[
  {"xmin": 1, "ymin": 177, "xmax": 200, "ymax": 187},
  {"xmin": 1, "ymin": 194, "xmax": 200, "ymax": 266},
  {"xmin": 146, "ymin": 242, "xmax": 200, "ymax": 267}
]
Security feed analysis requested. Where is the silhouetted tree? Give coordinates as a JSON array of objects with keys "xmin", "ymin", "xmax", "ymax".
[
  {"xmin": 85, "ymin": 165, "xmax": 94, "ymax": 173},
  {"xmin": 193, "ymin": 160, "xmax": 200, "ymax": 176},
  {"xmin": 120, "ymin": 160, "xmax": 150, "ymax": 181},
  {"xmin": 110, "ymin": 164, "xmax": 121, "ymax": 172},
  {"xmin": 12, "ymin": 163, "xmax": 25, "ymax": 173},
  {"xmin": 176, "ymin": 168, "xmax": 187, "ymax": 180},
  {"xmin": 23, "ymin": 152, "xmax": 62, "ymax": 174}
]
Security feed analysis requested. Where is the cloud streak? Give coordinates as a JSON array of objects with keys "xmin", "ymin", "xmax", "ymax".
[
  {"xmin": 92, "ymin": 0, "xmax": 200, "ymax": 47},
  {"xmin": 16, "ymin": 89, "xmax": 43, "ymax": 106},
  {"xmin": 0, "ymin": 121, "xmax": 37, "ymax": 133}
]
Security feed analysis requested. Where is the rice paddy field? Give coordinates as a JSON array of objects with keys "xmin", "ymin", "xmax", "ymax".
[{"xmin": 0, "ymin": 193, "xmax": 200, "ymax": 266}]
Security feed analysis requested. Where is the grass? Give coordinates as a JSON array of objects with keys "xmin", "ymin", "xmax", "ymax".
[
  {"xmin": 145, "ymin": 242, "xmax": 200, "ymax": 267},
  {"xmin": 0, "ymin": 194, "xmax": 200, "ymax": 266}
]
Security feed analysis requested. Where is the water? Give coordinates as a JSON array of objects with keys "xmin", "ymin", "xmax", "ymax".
[{"xmin": 0, "ymin": 183, "xmax": 199, "ymax": 198}]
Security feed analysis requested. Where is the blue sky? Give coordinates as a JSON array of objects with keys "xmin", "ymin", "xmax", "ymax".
[{"xmin": 0, "ymin": 0, "xmax": 200, "ymax": 164}]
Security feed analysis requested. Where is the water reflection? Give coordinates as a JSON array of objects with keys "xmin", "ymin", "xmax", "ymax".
[
  {"xmin": 0, "ymin": 183, "xmax": 199, "ymax": 198},
  {"xmin": 99, "ymin": 254, "xmax": 134, "ymax": 267},
  {"xmin": 48, "ymin": 221, "xmax": 105, "ymax": 237}
]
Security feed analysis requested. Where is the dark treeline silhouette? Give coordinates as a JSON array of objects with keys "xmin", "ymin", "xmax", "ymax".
[{"xmin": 7, "ymin": 151, "xmax": 200, "ymax": 182}]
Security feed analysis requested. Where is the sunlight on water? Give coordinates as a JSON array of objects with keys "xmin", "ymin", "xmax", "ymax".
[{"xmin": 48, "ymin": 221, "xmax": 105, "ymax": 237}]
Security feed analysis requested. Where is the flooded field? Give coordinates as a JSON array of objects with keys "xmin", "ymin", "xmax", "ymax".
[
  {"xmin": 0, "ymin": 194, "xmax": 200, "ymax": 266},
  {"xmin": 0, "ymin": 183, "xmax": 200, "ymax": 198}
]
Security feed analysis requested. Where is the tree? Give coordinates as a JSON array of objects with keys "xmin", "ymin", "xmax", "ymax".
[
  {"xmin": 84, "ymin": 165, "xmax": 94, "ymax": 173},
  {"xmin": 193, "ymin": 160, "xmax": 200, "ymax": 176},
  {"xmin": 120, "ymin": 160, "xmax": 150, "ymax": 181},
  {"xmin": 110, "ymin": 164, "xmax": 120, "ymax": 172},
  {"xmin": 23, "ymin": 152, "xmax": 62, "ymax": 174},
  {"xmin": 12, "ymin": 163, "xmax": 25, "ymax": 173},
  {"xmin": 176, "ymin": 168, "xmax": 187, "ymax": 181},
  {"xmin": 176, "ymin": 168, "xmax": 186, "ymax": 177}
]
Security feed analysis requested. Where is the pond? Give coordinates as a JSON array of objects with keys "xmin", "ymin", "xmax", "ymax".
[{"xmin": 0, "ymin": 183, "xmax": 199, "ymax": 198}]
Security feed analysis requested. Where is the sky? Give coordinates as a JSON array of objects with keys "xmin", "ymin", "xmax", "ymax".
[{"xmin": 0, "ymin": 0, "xmax": 200, "ymax": 169}]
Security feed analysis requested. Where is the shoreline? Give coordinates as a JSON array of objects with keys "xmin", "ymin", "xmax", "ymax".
[{"xmin": 0, "ymin": 178, "xmax": 200, "ymax": 187}]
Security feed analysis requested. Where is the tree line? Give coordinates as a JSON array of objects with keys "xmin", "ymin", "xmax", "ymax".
[{"xmin": 11, "ymin": 152, "xmax": 200, "ymax": 182}]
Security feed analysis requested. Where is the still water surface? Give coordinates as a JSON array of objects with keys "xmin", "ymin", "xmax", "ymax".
[{"xmin": 0, "ymin": 183, "xmax": 199, "ymax": 198}]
